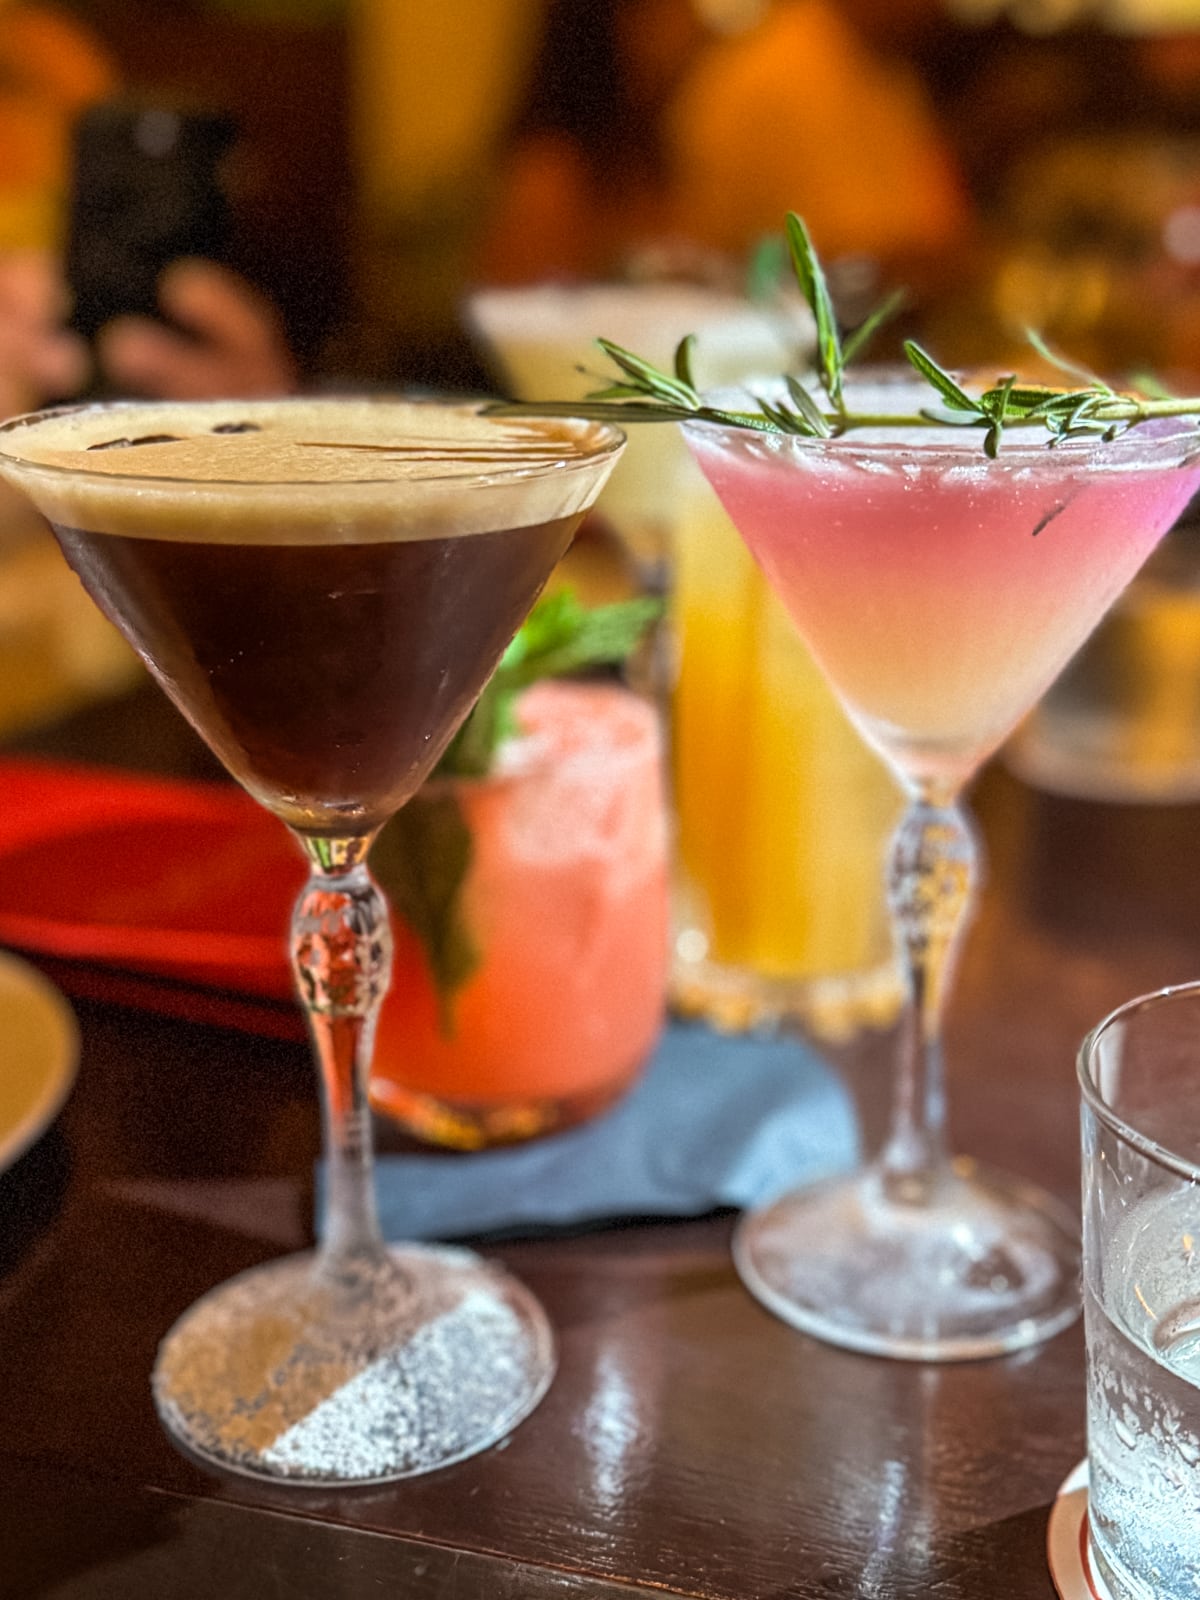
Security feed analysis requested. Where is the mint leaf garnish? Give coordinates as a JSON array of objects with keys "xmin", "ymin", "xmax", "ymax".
[
  {"xmin": 437, "ymin": 588, "xmax": 661, "ymax": 779},
  {"xmin": 369, "ymin": 791, "xmax": 478, "ymax": 1037}
]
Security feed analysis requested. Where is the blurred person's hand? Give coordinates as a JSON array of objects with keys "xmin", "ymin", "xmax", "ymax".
[
  {"xmin": 0, "ymin": 249, "xmax": 89, "ymax": 417},
  {"xmin": 97, "ymin": 258, "xmax": 297, "ymax": 400}
]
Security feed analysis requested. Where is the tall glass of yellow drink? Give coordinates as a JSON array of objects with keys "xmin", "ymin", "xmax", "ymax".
[{"xmin": 670, "ymin": 458, "xmax": 902, "ymax": 1037}]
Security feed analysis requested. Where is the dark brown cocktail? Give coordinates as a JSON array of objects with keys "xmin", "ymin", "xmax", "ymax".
[{"xmin": 53, "ymin": 512, "xmax": 576, "ymax": 834}]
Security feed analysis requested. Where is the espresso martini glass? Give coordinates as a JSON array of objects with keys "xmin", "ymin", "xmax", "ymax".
[
  {"xmin": 0, "ymin": 396, "xmax": 623, "ymax": 1481},
  {"xmin": 683, "ymin": 375, "xmax": 1200, "ymax": 1360}
]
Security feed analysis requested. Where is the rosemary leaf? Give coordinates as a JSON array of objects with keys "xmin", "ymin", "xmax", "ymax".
[
  {"xmin": 597, "ymin": 338, "xmax": 698, "ymax": 406},
  {"xmin": 758, "ymin": 397, "xmax": 814, "ymax": 435},
  {"xmin": 708, "ymin": 406, "xmax": 796, "ymax": 434},
  {"xmin": 1021, "ymin": 390, "xmax": 1095, "ymax": 418},
  {"xmin": 903, "ymin": 341, "xmax": 982, "ymax": 414},
  {"xmin": 786, "ymin": 212, "xmax": 843, "ymax": 406},
  {"xmin": 674, "ymin": 334, "xmax": 698, "ymax": 391},
  {"xmin": 980, "ymin": 373, "xmax": 1017, "ymax": 420},
  {"xmin": 784, "ymin": 374, "xmax": 833, "ymax": 436}
]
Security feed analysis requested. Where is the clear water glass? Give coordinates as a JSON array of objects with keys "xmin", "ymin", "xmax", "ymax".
[{"xmin": 1080, "ymin": 982, "xmax": 1200, "ymax": 1598}]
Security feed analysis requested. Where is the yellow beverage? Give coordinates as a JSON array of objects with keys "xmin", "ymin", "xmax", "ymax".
[{"xmin": 670, "ymin": 462, "xmax": 902, "ymax": 1036}]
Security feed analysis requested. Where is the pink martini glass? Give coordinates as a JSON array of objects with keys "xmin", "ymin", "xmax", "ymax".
[{"xmin": 685, "ymin": 374, "xmax": 1200, "ymax": 1360}]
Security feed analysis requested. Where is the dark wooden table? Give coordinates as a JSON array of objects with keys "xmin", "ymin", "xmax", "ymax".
[{"xmin": 3, "ymin": 684, "xmax": 1199, "ymax": 1599}]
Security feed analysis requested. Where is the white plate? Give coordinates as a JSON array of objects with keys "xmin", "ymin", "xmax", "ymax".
[
  {"xmin": 0, "ymin": 949, "xmax": 78, "ymax": 1173},
  {"xmin": 1048, "ymin": 1460, "xmax": 1116, "ymax": 1600}
]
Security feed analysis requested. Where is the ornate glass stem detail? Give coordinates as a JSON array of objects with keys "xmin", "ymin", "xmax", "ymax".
[
  {"xmin": 290, "ymin": 835, "xmax": 392, "ymax": 1269},
  {"xmin": 880, "ymin": 789, "xmax": 979, "ymax": 1206}
]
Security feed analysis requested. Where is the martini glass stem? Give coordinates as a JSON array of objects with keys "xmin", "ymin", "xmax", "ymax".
[
  {"xmin": 291, "ymin": 834, "xmax": 391, "ymax": 1269},
  {"xmin": 880, "ymin": 785, "xmax": 979, "ymax": 1204}
]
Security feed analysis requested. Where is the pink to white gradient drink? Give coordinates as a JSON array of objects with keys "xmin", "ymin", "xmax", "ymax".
[
  {"xmin": 682, "ymin": 375, "xmax": 1200, "ymax": 1361},
  {"xmin": 686, "ymin": 380, "xmax": 1200, "ymax": 794}
]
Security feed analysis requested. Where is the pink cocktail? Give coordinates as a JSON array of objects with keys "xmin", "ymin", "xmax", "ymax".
[
  {"xmin": 684, "ymin": 375, "xmax": 1200, "ymax": 1360},
  {"xmin": 695, "ymin": 393, "xmax": 1197, "ymax": 788}
]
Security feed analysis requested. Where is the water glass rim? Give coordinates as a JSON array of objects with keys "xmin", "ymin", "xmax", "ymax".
[{"xmin": 1077, "ymin": 978, "xmax": 1200, "ymax": 1183}]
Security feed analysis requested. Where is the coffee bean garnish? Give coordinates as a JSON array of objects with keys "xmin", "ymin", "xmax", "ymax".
[{"xmin": 87, "ymin": 433, "xmax": 181, "ymax": 451}]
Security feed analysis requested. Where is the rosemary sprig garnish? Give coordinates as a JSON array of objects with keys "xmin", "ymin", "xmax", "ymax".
[{"xmin": 486, "ymin": 211, "xmax": 1200, "ymax": 456}]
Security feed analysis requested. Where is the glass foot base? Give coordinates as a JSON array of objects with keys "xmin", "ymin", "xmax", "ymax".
[
  {"xmin": 152, "ymin": 1243, "xmax": 555, "ymax": 1484},
  {"xmin": 734, "ymin": 1158, "xmax": 1081, "ymax": 1361}
]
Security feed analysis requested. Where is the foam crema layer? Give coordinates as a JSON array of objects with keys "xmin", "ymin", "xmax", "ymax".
[{"xmin": 0, "ymin": 397, "xmax": 624, "ymax": 543}]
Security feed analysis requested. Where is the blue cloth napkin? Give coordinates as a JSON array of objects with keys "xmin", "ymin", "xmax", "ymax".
[{"xmin": 365, "ymin": 1021, "xmax": 859, "ymax": 1242}]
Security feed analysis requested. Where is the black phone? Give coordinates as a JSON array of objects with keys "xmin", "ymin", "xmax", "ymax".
[{"xmin": 65, "ymin": 99, "xmax": 237, "ymax": 343}]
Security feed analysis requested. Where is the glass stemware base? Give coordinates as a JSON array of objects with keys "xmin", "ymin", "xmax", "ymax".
[
  {"xmin": 733, "ymin": 1158, "xmax": 1080, "ymax": 1361},
  {"xmin": 152, "ymin": 1243, "xmax": 555, "ymax": 1484}
]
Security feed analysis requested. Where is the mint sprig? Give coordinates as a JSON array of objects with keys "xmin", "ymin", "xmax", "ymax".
[{"xmin": 437, "ymin": 587, "xmax": 661, "ymax": 778}]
